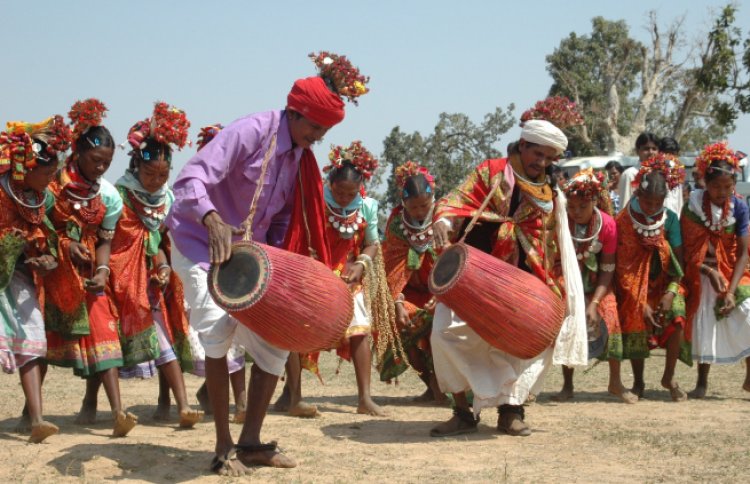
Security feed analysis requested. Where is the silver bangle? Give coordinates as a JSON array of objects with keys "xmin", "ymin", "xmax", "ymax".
[
  {"xmin": 356, "ymin": 253, "xmax": 372, "ymax": 264},
  {"xmin": 157, "ymin": 263, "xmax": 171, "ymax": 272},
  {"xmin": 97, "ymin": 228, "xmax": 115, "ymax": 241},
  {"xmin": 95, "ymin": 265, "xmax": 111, "ymax": 276},
  {"xmin": 599, "ymin": 263, "xmax": 615, "ymax": 272}
]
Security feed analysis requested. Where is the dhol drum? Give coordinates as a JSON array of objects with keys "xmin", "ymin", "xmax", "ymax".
[
  {"xmin": 428, "ymin": 242, "xmax": 565, "ymax": 359},
  {"xmin": 208, "ymin": 241, "xmax": 354, "ymax": 353}
]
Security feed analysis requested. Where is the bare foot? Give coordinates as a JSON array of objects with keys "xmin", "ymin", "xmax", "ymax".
[
  {"xmin": 524, "ymin": 394, "xmax": 537, "ymax": 405},
  {"xmin": 232, "ymin": 411, "xmax": 246, "ymax": 425},
  {"xmin": 178, "ymin": 408, "xmax": 204, "ymax": 428},
  {"xmin": 357, "ymin": 398, "xmax": 386, "ymax": 417},
  {"xmin": 211, "ymin": 449, "xmax": 249, "ymax": 476},
  {"xmin": 196, "ymin": 385, "xmax": 212, "ymax": 415},
  {"xmin": 608, "ymin": 385, "xmax": 639, "ymax": 404},
  {"xmin": 29, "ymin": 421, "xmax": 59, "ymax": 443},
  {"xmin": 287, "ymin": 402, "xmax": 318, "ymax": 418},
  {"xmin": 152, "ymin": 401, "xmax": 171, "ymax": 421},
  {"xmin": 236, "ymin": 442, "xmax": 296, "ymax": 468},
  {"xmin": 743, "ymin": 380, "xmax": 750, "ymax": 393},
  {"xmin": 630, "ymin": 383, "xmax": 645, "ymax": 400},
  {"xmin": 550, "ymin": 387, "xmax": 574, "ymax": 403},
  {"xmin": 112, "ymin": 411, "xmax": 138, "ymax": 437},
  {"xmin": 272, "ymin": 386, "xmax": 291, "ymax": 413},
  {"xmin": 688, "ymin": 385, "xmax": 707, "ymax": 399},
  {"xmin": 75, "ymin": 400, "xmax": 98, "ymax": 425},
  {"xmin": 661, "ymin": 379, "xmax": 687, "ymax": 402}
]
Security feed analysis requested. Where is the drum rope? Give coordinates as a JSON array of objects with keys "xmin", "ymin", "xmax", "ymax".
[{"xmin": 242, "ymin": 133, "xmax": 278, "ymax": 241}]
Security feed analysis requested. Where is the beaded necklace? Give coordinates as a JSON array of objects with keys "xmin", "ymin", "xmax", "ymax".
[
  {"xmin": 326, "ymin": 202, "xmax": 362, "ymax": 240},
  {"xmin": 1, "ymin": 175, "xmax": 46, "ymax": 225},
  {"xmin": 699, "ymin": 191, "xmax": 734, "ymax": 233},
  {"xmin": 627, "ymin": 202, "xmax": 666, "ymax": 238},
  {"xmin": 399, "ymin": 205, "xmax": 434, "ymax": 252},
  {"xmin": 571, "ymin": 208, "xmax": 603, "ymax": 261}
]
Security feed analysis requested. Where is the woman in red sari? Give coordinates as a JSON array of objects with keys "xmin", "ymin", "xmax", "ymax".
[
  {"xmin": 615, "ymin": 154, "xmax": 690, "ymax": 402},
  {"xmin": 380, "ymin": 162, "xmax": 445, "ymax": 403},
  {"xmin": 682, "ymin": 142, "xmax": 750, "ymax": 398},
  {"xmin": 101, "ymin": 104, "xmax": 202, "ymax": 428},
  {"xmin": 552, "ymin": 169, "xmax": 637, "ymax": 403},
  {"xmin": 44, "ymin": 99, "xmax": 138, "ymax": 436},
  {"xmin": 0, "ymin": 117, "xmax": 69, "ymax": 442}
]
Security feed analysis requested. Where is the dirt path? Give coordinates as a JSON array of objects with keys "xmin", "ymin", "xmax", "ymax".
[{"xmin": 1, "ymin": 350, "xmax": 749, "ymax": 482}]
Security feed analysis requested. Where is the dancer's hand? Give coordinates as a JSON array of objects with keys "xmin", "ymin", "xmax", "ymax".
[
  {"xmin": 659, "ymin": 291, "xmax": 675, "ymax": 315},
  {"xmin": 643, "ymin": 303, "xmax": 661, "ymax": 329},
  {"xmin": 585, "ymin": 302, "xmax": 600, "ymax": 327},
  {"xmin": 204, "ymin": 211, "xmax": 243, "ymax": 265},
  {"xmin": 341, "ymin": 263, "xmax": 364, "ymax": 285},
  {"xmin": 25, "ymin": 255, "xmax": 58, "ymax": 276},
  {"xmin": 720, "ymin": 292, "xmax": 736, "ymax": 316},
  {"xmin": 433, "ymin": 219, "xmax": 452, "ymax": 249},
  {"xmin": 84, "ymin": 271, "xmax": 107, "ymax": 294},
  {"xmin": 69, "ymin": 241, "xmax": 91, "ymax": 265},
  {"xmin": 707, "ymin": 269, "xmax": 728, "ymax": 294},
  {"xmin": 396, "ymin": 303, "xmax": 410, "ymax": 328}
]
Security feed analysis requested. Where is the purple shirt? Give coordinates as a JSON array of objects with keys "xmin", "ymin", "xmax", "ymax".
[{"xmin": 166, "ymin": 110, "xmax": 302, "ymax": 268}]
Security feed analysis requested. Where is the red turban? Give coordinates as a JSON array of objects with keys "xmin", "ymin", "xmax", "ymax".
[{"xmin": 287, "ymin": 76, "xmax": 345, "ymax": 127}]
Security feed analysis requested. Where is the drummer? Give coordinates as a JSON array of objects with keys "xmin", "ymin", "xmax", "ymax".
[
  {"xmin": 166, "ymin": 64, "xmax": 349, "ymax": 473},
  {"xmin": 430, "ymin": 120, "xmax": 587, "ymax": 437}
]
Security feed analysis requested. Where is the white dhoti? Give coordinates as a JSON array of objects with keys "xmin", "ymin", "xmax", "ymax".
[
  {"xmin": 171, "ymin": 244, "xmax": 289, "ymax": 377},
  {"xmin": 692, "ymin": 274, "xmax": 750, "ymax": 364},
  {"xmin": 431, "ymin": 302, "xmax": 552, "ymax": 414}
]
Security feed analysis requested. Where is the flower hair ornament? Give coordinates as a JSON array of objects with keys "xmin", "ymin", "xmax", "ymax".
[
  {"xmin": 324, "ymin": 140, "xmax": 378, "ymax": 182},
  {"xmin": 394, "ymin": 161, "xmax": 435, "ymax": 198},
  {"xmin": 309, "ymin": 51, "xmax": 370, "ymax": 104},
  {"xmin": 520, "ymin": 96, "xmax": 584, "ymax": 130},
  {"xmin": 1, "ymin": 116, "xmax": 72, "ymax": 180},
  {"xmin": 196, "ymin": 124, "xmax": 223, "ymax": 152},
  {"xmin": 695, "ymin": 141, "xmax": 739, "ymax": 180},
  {"xmin": 124, "ymin": 101, "xmax": 191, "ymax": 160},
  {"xmin": 562, "ymin": 168, "xmax": 605, "ymax": 200},
  {"xmin": 68, "ymin": 98, "xmax": 108, "ymax": 149},
  {"xmin": 633, "ymin": 153, "xmax": 686, "ymax": 191}
]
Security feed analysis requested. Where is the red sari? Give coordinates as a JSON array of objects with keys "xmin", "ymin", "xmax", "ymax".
[
  {"xmin": 44, "ymin": 168, "xmax": 123, "ymax": 377},
  {"xmin": 107, "ymin": 186, "xmax": 191, "ymax": 370},
  {"xmin": 379, "ymin": 206, "xmax": 436, "ymax": 381}
]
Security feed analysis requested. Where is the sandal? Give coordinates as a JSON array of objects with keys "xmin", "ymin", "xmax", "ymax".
[
  {"xmin": 235, "ymin": 441, "xmax": 297, "ymax": 468},
  {"xmin": 430, "ymin": 407, "xmax": 479, "ymax": 437},
  {"xmin": 210, "ymin": 449, "xmax": 249, "ymax": 477}
]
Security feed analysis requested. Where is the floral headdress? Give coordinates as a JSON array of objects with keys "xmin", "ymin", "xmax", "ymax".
[
  {"xmin": 125, "ymin": 101, "xmax": 191, "ymax": 156},
  {"xmin": 563, "ymin": 168, "xmax": 605, "ymax": 200},
  {"xmin": 324, "ymin": 140, "xmax": 378, "ymax": 181},
  {"xmin": 196, "ymin": 124, "xmax": 223, "ymax": 152},
  {"xmin": 633, "ymin": 153, "xmax": 686, "ymax": 191},
  {"xmin": 0, "ymin": 116, "xmax": 72, "ymax": 180},
  {"xmin": 395, "ymin": 161, "xmax": 435, "ymax": 193},
  {"xmin": 310, "ymin": 51, "xmax": 370, "ymax": 104},
  {"xmin": 695, "ymin": 141, "xmax": 739, "ymax": 180},
  {"xmin": 520, "ymin": 96, "xmax": 584, "ymax": 130},
  {"xmin": 68, "ymin": 98, "xmax": 108, "ymax": 148}
]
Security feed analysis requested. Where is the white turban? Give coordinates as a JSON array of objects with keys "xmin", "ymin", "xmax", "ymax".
[{"xmin": 520, "ymin": 119, "xmax": 568, "ymax": 155}]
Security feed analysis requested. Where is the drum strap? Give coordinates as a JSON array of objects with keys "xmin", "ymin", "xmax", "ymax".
[
  {"xmin": 242, "ymin": 133, "xmax": 278, "ymax": 241},
  {"xmin": 458, "ymin": 175, "xmax": 503, "ymax": 244}
]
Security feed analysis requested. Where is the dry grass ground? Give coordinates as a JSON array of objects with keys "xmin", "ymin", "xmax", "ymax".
[{"xmin": 1, "ymin": 349, "xmax": 749, "ymax": 483}]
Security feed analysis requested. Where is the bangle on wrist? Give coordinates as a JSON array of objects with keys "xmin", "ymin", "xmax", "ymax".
[
  {"xmin": 591, "ymin": 299, "xmax": 600, "ymax": 306},
  {"xmin": 96, "ymin": 265, "xmax": 110, "ymax": 276},
  {"xmin": 352, "ymin": 260, "xmax": 367, "ymax": 272},
  {"xmin": 157, "ymin": 263, "xmax": 171, "ymax": 272},
  {"xmin": 666, "ymin": 281, "xmax": 680, "ymax": 296}
]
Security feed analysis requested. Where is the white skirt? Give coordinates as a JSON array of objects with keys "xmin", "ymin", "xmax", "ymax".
[
  {"xmin": 0, "ymin": 269, "xmax": 46, "ymax": 373},
  {"xmin": 692, "ymin": 274, "xmax": 750, "ymax": 364},
  {"xmin": 430, "ymin": 302, "xmax": 552, "ymax": 414}
]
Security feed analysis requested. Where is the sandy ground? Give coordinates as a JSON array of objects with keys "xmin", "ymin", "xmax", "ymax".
[{"xmin": 1, "ymin": 349, "xmax": 749, "ymax": 483}]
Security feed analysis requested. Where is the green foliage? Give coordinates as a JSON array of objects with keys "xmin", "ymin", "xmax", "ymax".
[{"xmin": 375, "ymin": 106, "xmax": 515, "ymax": 210}]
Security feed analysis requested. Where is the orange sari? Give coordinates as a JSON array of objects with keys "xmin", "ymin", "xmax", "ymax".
[
  {"xmin": 615, "ymin": 207, "xmax": 690, "ymax": 364},
  {"xmin": 379, "ymin": 206, "xmax": 436, "ymax": 381},
  {"xmin": 44, "ymin": 169, "xmax": 123, "ymax": 377},
  {"xmin": 107, "ymin": 187, "xmax": 192, "ymax": 370}
]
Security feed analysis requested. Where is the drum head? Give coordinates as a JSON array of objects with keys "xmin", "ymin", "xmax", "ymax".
[
  {"xmin": 428, "ymin": 243, "xmax": 467, "ymax": 295},
  {"xmin": 208, "ymin": 242, "xmax": 271, "ymax": 311}
]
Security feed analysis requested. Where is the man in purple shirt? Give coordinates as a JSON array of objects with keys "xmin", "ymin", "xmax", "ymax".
[{"xmin": 168, "ymin": 75, "xmax": 345, "ymax": 474}]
